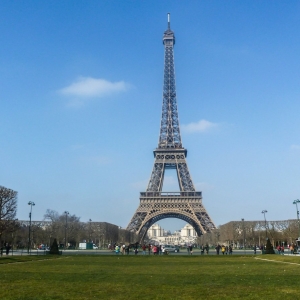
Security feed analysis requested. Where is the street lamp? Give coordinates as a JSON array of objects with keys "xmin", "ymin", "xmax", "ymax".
[
  {"xmin": 89, "ymin": 219, "xmax": 92, "ymax": 242},
  {"xmin": 242, "ymin": 218, "xmax": 245, "ymax": 254},
  {"xmin": 28, "ymin": 201, "xmax": 35, "ymax": 254},
  {"xmin": 64, "ymin": 211, "xmax": 69, "ymax": 250},
  {"xmin": 293, "ymin": 199, "xmax": 300, "ymax": 239},
  {"xmin": 261, "ymin": 210, "xmax": 268, "ymax": 240}
]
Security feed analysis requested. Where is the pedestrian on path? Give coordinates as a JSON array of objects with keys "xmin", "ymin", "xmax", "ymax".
[
  {"xmin": 201, "ymin": 245, "xmax": 205, "ymax": 255},
  {"xmin": 276, "ymin": 245, "xmax": 281, "ymax": 255},
  {"xmin": 221, "ymin": 245, "xmax": 226, "ymax": 255},
  {"xmin": 5, "ymin": 243, "xmax": 11, "ymax": 256},
  {"xmin": 205, "ymin": 244, "xmax": 209, "ymax": 255},
  {"xmin": 142, "ymin": 244, "xmax": 146, "ymax": 255}
]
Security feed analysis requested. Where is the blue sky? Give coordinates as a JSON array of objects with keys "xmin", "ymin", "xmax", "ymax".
[{"xmin": 1, "ymin": 1, "xmax": 300, "ymax": 231}]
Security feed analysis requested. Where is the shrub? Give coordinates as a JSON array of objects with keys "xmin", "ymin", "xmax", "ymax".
[{"xmin": 49, "ymin": 239, "xmax": 59, "ymax": 255}]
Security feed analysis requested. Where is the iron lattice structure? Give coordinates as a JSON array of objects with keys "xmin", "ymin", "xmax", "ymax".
[{"xmin": 127, "ymin": 15, "xmax": 216, "ymax": 241}]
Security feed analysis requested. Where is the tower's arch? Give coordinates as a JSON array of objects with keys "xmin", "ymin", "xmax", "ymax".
[{"xmin": 138, "ymin": 212, "xmax": 204, "ymax": 242}]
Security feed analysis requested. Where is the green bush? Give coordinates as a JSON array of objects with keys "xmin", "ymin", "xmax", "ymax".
[
  {"xmin": 49, "ymin": 238, "xmax": 60, "ymax": 255},
  {"xmin": 265, "ymin": 238, "xmax": 275, "ymax": 254}
]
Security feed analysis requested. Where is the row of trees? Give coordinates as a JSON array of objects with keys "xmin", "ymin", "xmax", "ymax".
[
  {"xmin": 0, "ymin": 186, "xmax": 137, "ymax": 249},
  {"xmin": 3, "ymin": 210, "xmax": 137, "ymax": 249},
  {"xmin": 197, "ymin": 220, "xmax": 300, "ymax": 248}
]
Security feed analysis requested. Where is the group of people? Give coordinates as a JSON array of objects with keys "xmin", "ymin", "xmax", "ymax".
[
  {"xmin": 276, "ymin": 243, "xmax": 298, "ymax": 255},
  {"xmin": 112, "ymin": 244, "xmax": 172, "ymax": 255},
  {"xmin": 113, "ymin": 244, "xmax": 131, "ymax": 255},
  {"xmin": 112, "ymin": 243, "xmax": 147, "ymax": 255},
  {"xmin": 106, "ymin": 242, "xmax": 300, "ymax": 256},
  {"xmin": 0, "ymin": 243, "xmax": 11, "ymax": 256},
  {"xmin": 214, "ymin": 244, "xmax": 233, "ymax": 255}
]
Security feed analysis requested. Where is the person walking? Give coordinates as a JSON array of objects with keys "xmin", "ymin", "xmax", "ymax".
[
  {"xmin": 115, "ymin": 245, "xmax": 120, "ymax": 255},
  {"xmin": 253, "ymin": 245, "xmax": 257, "ymax": 255},
  {"xmin": 229, "ymin": 245, "xmax": 233, "ymax": 255},
  {"xmin": 189, "ymin": 245, "xmax": 193, "ymax": 255},
  {"xmin": 201, "ymin": 245, "xmax": 204, "ymax": 255},
  {"xmin": 205, "ymin": 244, "xmax": 209, "ymax": 255},
  {"xmin": 276, "ymin": 245, "xmax": 281, "ymax": 255},
  {"xmin": 142, "ymin": 244, "xmax": 146, "ymax": 255},
  {"xmin": 152, "ymin": 245, "xmax": 156, "ymax": 255},
  {"xmin": 221, "ymin": 245, "xmax": 226, "ymax": 255},
  {"xmin": 5, "ymin": 243, "xmax": 11, "ymax": 256}
]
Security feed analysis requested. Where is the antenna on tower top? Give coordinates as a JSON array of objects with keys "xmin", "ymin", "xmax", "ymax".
[{"xmin": 167, "ymin": 13, "xmax": 170, "ymax": 29}]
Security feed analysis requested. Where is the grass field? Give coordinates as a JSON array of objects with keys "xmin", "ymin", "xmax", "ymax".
[{"xmin": 1, "ymin": 254, "xmax": 299, "ymax": 299}]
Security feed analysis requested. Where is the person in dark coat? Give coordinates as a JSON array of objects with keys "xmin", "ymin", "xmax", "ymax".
[{"xmin": 5, "ymin": 243, "xmax": 11, "ymax": 255}]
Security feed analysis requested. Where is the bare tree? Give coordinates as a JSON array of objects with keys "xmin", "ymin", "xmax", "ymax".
[
  {"xmin": 0, "ymin": 186, "xmax": 18, "ymax": 242},
  {"xmin": 43, "ymin": 209, "xmax": 82, "ymax": 247}
]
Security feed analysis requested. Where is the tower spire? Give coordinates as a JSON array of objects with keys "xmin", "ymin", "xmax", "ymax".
[{"xmin": 161, "ymin": 12, "xmax": 178, "ymax": 148}]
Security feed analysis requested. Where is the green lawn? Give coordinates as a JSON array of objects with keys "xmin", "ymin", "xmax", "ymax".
[{"xmin": 0, "ymin": 255, "xmax": 299, "ymax": 299}]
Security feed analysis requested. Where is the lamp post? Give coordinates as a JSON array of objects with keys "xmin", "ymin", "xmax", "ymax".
[
  {"xmin": 89, "ymin": 219, "xmax": 92, "ymax": 242},
  {"xmin": 28, "ymin": 201, "xmax": 35, "ymax": 254},
  {"xmin": 261, "ymin": 210, "xmax": 268, "ymax": 240},
  {"xmin": 242, "ymin": 218, "xmax": 245, "ymax": 254},
  {"xmin": 11, "ymin": 218, "xmax": 18, "ymax": 256},
  {"xmin": 293, "ymin": 199, "xmax": 300, "ymax": 239},
  {"xmin": 64, "ymin": 211, "xmax": 69, "ymax": 250}
]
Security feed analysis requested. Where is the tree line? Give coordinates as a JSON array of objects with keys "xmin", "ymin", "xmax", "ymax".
[
  {"xmin": 0, "ymin": 186, "xmax": 137, "ymax": 249},
  {"xmin": 197, "ymin": 219, "xmax": 300, "ymax": 248}
]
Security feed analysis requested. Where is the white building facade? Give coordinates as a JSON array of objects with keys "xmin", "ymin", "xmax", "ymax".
[{"xmin": 147, "ymin": 223, "xmax": 197, "ymax": 245}]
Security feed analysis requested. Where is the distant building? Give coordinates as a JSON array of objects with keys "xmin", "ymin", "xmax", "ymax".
[{"xmin": 147, "ymin": 223, "xmax": 197, "ymax": 245}]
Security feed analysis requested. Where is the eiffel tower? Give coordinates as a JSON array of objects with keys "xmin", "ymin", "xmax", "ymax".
[{"xmin": 127, "ymin": 14, "xmax": 216, "ymax": 241}]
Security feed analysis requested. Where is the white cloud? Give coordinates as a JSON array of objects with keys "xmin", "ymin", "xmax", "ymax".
[
  {"xmin": 291, "ymin": 145, "xmax": 300, "ymax": 150},
  {"xmin": 181, "ymin": 119, "xmax": 218, "ymax": 133},
  {"xmin": 59, "ymin": 77, "xmax": 130, "ymax": 98}
]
